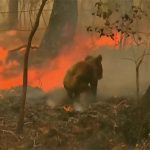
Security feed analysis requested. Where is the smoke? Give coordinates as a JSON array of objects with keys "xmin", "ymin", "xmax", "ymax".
[
  {"xmin": 90, "ymin": 46, "xmax": 150, "ymax": 97},
  {"xmin": 45, "ymin": 43, "xmax": 150, "ymax": 109},
  {"xmin": 1, "ymin": 30, "xmax": 150, "ymax": 100},
  {"xmin": 46, "ymin": 88, "xmax": 67, "ymax": 108},
  {"xmin": 0, "ymin": 86, "xmax": 46, "ymax": 106},
  {"xmin": 46, "ymin": 88, "xmax": 96, "ymax": 111},
  {"xmin": 1, "ymin": 42, "xmax": 150, "ymax": 110},
  {"xmin": 0, "ymin": 0, "xmax": 150, "ymax": 111}
]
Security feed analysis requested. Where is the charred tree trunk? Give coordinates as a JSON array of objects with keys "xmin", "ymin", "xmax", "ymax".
[
  {"xmin": 17, "ymin": 0, "xmax": 48, "ymax": 134},
  {"xmin": 141, "ymin": 86, "xmax": 150, "ymax": 111},
  {"xmin": 39, "ymin": 0, "xmax": 78, "ymax": 58},
  {"xmin": 143, "ymin": 86, "xmax": 150, "ymax": 100},
  {"xmin": 136, "ymin": 66, "xmax": 140, "ymax": 100},
  {"xmin": 8, "ymin": 0, "xmax": 18, "ymax": 29}
]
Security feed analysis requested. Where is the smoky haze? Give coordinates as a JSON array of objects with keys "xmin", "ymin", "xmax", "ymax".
[
  {"xmin": 0, "ymin": 0, "xmax": 150, "ymax": 107},
  {"xmin": 94, "ymin": 46, "xmax": 150, "ymax": 98},
  {"xmin": 46, "ymin": 45, "xmax": 150, "ymax": 110}
]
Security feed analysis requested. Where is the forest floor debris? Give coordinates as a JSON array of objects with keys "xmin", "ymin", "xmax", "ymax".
[{"xmin": 0, "ymin": 95, "xmax": 150, "ymax": 150}]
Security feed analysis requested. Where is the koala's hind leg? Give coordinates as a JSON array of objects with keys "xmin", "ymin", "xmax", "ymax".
[
  {"xmin": 66, "ymin": 90, "xmax": 74, "ymax": 99},
  {"xmin": 90, "ymin": 80, "xmax": 98, "ymax": 100}
]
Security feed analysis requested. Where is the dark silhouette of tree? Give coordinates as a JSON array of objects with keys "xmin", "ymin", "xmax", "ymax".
[
  {"xmin": 123, "ymin": 50, "xmax": 150, "ymax": 99},
  {"xmin": 39, "ymin": 0, "xmax": 78, "ymax": 58},
  {"xmin": 17, "ymin": 0, "xmax": 48, "ymax": 134},
  {"xmin": 87, "ymin": 0, "xmax": 149, "ymax": 48},
  {"xmin": 89, "ymin": 1, "xmax": 150, "ymax": 99},
  {"xmin": 9, "ymin": 0, "xmax": 18, "ymax": 29}
]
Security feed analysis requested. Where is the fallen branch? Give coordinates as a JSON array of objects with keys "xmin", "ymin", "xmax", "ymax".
[
  {"xmin": 0, "ymin": 129, "xmax": 19, "ymax": 140},
  {"xmin": 9, "ymin": 45, "xmax": 39, "ymax": 53}
]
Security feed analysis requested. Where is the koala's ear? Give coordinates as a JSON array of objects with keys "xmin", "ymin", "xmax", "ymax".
[
  {"xmin": 96, "ymin": 54, "xmax": 102, "ymax": 63},
  {"xmin": 85, "ymin": 55, "xmax": 93, "ymax": 61}
]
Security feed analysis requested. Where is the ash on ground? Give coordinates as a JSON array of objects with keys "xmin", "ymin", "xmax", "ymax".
[{"xmin": 0, "ymin": 86, "xmax": 150, "ymax": 150}]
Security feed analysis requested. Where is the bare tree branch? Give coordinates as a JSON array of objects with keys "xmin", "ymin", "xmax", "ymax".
[
  {"xmin": 136, "ymin": 53, "xmax": 150, "ymax": 62},
  {"xmin": 17, "ymin": 0, "xmax": 48, "ymax": 134},
  {"xmin": 136, "ymin": 51, "xmax": 146, "ymax": 69},
  {"xmin": 9, "ymin": 45, "xmax": 38, "ymax": 53},
  {"xmin": 122, "ymin": 50, "xmax": 149, "ymax": 100},
  {"xmin": 122, "ymin": 58, "xmax": 136, "ymax": 63}
]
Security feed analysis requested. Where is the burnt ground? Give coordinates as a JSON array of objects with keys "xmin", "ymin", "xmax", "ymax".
[{"xmin": 0, "ymin": 93, "xmax": 150, "ymax": 150}]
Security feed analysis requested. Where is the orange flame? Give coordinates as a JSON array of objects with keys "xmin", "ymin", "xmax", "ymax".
[
  {"xmin": 0, "ymin": 47, "xmax": 8, "ymax": 63},
  {"xmin": 0, "ymin": 32, "xmax": 121, "ymax": 91},
  {"xmin": 29, "ymin": 34, "xmax": 120, "ymax": 91},
  {"xmin": 6, "ymin": 30, "xmax": 17, "ymax": 36}
]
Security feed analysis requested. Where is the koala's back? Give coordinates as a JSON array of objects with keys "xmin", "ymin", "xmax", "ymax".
[{"xmin": 63, "ymin": 61, "xmax": 91, "ymax": 90}]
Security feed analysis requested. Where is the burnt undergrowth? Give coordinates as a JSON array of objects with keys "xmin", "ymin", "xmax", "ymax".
[{"xmin": 0, "ymin": 90, "xmax": 150, "ymax": 150}]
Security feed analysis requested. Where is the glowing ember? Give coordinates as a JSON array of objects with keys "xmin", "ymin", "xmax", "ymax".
[{"xmin": 63, "ymin": 105, "xmax": 74, "ymax": 112}]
